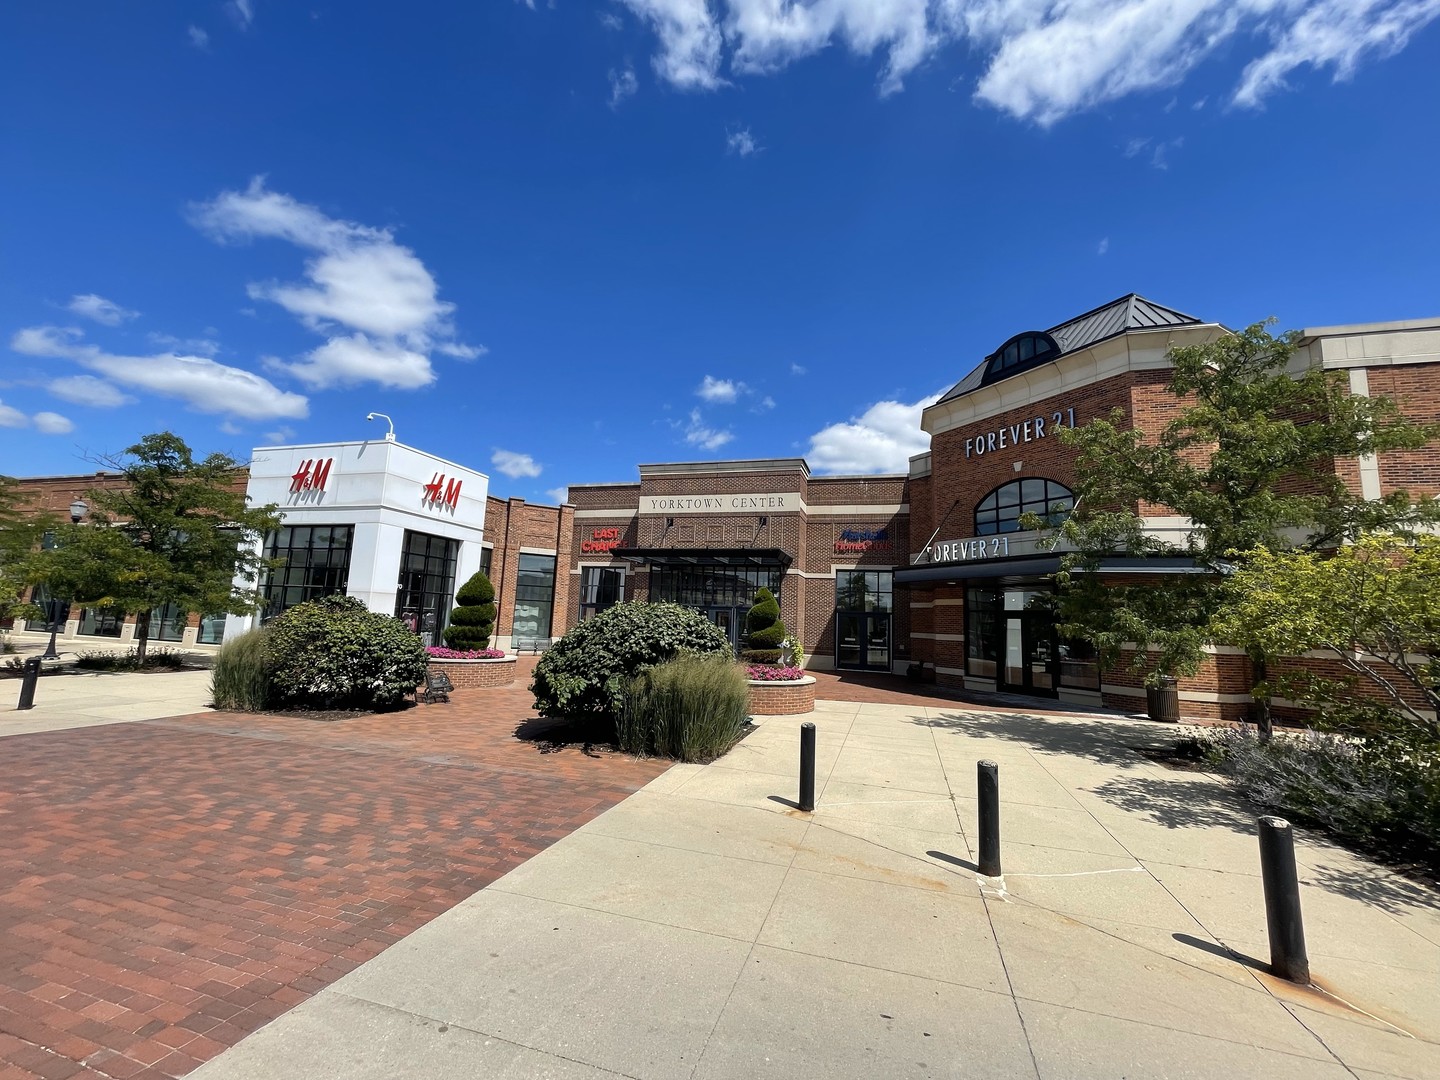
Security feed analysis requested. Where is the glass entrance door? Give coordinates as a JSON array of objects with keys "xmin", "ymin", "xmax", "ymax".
[
  {"xmin": 999, "ymin": 612, "xmax": 1057, "ymax": 695},
  {"xmin": 835, "ymin": 611, "xmax": 891, "ymax": 671},
  {"xmin": 706, "ymin": 607, "xmax": 740, "ymax": 651}
]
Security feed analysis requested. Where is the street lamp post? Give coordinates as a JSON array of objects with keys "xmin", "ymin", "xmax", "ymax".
[{"xmin": 38, "ymin": 498, "xmax": 88, "ymax": 662}]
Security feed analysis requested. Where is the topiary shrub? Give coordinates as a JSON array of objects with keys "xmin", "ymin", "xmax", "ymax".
[
  {"xmin": 745, "ymin": 587, "xmax": 787, "ymax": 651},
  {"xmin": 443, "ymin": 570, "xmax": 496, "ymax": 649},
  {"xmin": 740, "ymin": 648, "xmax": 783, "ymax": 665},
  {"xmin": 619, "ymin": 654, "xmax": 749, "ymax": 762},
  {"xmin": 531, "ymin": 601, "xmax": 733, "ymax": 727},
  {"xmin": 266, "ymin": 595, "xmax": 427, "ymax": 711},
  {"xmin": 211, "ymin": 627, "xmax": 271, "ymax": 711}
]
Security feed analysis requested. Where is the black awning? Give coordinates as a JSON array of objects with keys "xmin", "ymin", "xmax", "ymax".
[
  {"xmin": 611, "ymin": 547, "xmax": 793, "ymax": 570},
  {"xmin": 894, "ymin": 555, "xmax": 1209, "ymax": 586}
]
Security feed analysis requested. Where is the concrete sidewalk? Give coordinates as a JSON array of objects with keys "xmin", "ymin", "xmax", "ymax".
[
  {"xmin": 190, "ymin": 701, "xmax": 1440, "ymax": 1080},
  {"xmin": 1, "ymin": 668, "xmax": 214, "ymax": 735}
]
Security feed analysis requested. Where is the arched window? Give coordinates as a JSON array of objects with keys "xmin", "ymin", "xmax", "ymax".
[
  {"xmin": 984, "ymin": 332, "xmax": 1060, "ymax": 383},
  {"xmin": 974, "ymin": 479, "xmax": 1074, "ymax": 536}
]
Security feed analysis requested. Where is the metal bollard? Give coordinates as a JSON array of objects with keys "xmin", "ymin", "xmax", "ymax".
[
  {"xmin": 1258, "ymin": 816, "xmax": 1310, "ymax": 983},
  {"xmin": 17, "ymin": 656, "xmax": 42, "ymax": 711},
  {"xmin": 977, "ymin": 760, "xmax": 1001, "ymax": 877},
  {"xmin": 798, "ymin": 722, "xmax": 816, "ymax": 812}
]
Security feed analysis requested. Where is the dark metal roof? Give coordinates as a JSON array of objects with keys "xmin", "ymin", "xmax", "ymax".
[
  {"xmin": 936, "ymin": 294, "xmax": 1203, "ymax": 406},
  {"xmin": 610, "ymin": 548, "xmax": 793, "ymax": 569}
]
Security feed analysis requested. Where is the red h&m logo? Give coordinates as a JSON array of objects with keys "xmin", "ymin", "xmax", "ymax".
[
  {"xmin": 423, "ymin": 472, "xmax": 462, "ymax": 510},
  {"xmin": 289, "ymin": 457, "xmax": 333, "ymax": 493}
]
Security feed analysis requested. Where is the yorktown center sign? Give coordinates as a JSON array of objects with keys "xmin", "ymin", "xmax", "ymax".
[{"xmin": 642, "ymin": 493, "xmax": 800, "ymax": 514}]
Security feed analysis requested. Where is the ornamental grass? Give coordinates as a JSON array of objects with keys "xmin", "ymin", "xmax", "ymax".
[{"xmin": 619, "ymin": 653, "xmax": 749, "ymax": 762}]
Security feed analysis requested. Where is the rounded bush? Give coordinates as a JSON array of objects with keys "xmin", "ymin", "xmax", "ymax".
[
  {"xmin": 266, "ymin": 595, "xmax": 427, "ymax": 711},
  {"xmin": 444, "ymin": 570, "xmax": 496, "ymax": 649},
  {"xmin": 531, "ymin": 601, "xmax": 733, "ymax": 724}
]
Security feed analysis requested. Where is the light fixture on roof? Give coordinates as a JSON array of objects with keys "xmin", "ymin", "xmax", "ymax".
[{"xmin": 366, "ymin": 412, "xmax": 396, "ymax": 442}]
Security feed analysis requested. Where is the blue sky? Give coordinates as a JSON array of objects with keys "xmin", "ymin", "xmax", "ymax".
[{"xmin": 4, "ymin": 1, "xmax": 1439, "ymax": 501}]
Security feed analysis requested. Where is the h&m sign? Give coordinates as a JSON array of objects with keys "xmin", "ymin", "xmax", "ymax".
[
  {"xmin": 422, "ymin": 473, "xmax": 462, "ymax": 510},
  {"xmin": 289, "ymin": 457, "xmax": 333, "ymax": 494}
]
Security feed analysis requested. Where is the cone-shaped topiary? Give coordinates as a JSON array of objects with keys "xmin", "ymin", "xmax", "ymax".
[
  {"xmin": 443, "ymin": 570, "xmax": 496, "ymax": 649},
  {"xmin": 745, "ymin": 587, "xmax": 787, "ymax": 650}
]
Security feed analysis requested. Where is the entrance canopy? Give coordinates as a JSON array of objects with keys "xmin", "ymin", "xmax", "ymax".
[
  {"xmin": 611, "ymin": 548, "xmax": 793, "ymax": 570},
  {"xmin": 894, "ymin": 555, "xmax": 1207, "ymax": 585}
]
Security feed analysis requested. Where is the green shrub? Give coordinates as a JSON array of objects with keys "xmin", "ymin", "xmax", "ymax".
[
  {"xmin": 1191, "ymin": 725, "xmax": 1440, "ymax": 870},
  {"xmin": 740, "ymin": 648, "xmax": 783, "ymax": 665},
  {"xmin": 531, "ymin": 601, "xmax": 733, "ymax": 725},
  {"xmin": 619, "ymin": 654, "xmax": 749, "ymax": 761},
  {"xmin": 745, "ymin": 587, "xmax": 787, "ymax": 649},
  {"xmin": 266, "ymin": 595, "xmax": 427, "ymax": 711},
  {"xmin": 210, "ymin": 628, "xmax": 271, "ymax": 711},
  {"xmin": 443, "ymin": 571, "xmax": 496, "ymax": 649},
  {"xmin": 75, "ymin": 648, "xmax": 189, "ymax": 672}
]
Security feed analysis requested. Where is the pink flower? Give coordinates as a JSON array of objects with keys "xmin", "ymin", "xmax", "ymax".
[
  {"xmin": 427, "ymin": 646, "xmax": 505, "ymax": 660},
  {"xmin": 746, "ymin": 664, "xmax": 805, "ymax": 681}
]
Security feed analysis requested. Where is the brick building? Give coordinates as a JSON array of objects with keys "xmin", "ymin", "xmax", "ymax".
[{"xmin": 8, "ymin": 293, "xmax": 1438, "ymax": 720}]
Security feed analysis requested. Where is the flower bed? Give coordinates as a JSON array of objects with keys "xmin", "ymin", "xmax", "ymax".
[
  {"xmin": 426, "ymin": 646, "xmax": 506, "ymax": 660},
  {"xmin": 426, "ymin": 654, "xmax": 517, "ymax": 689},
  {"xmin": 746, "ymin": 669, "xmax": 816, "ymax": 715}
]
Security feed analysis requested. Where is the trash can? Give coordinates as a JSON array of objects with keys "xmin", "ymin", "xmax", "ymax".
[{"xmin": 1146, "ymin": 675, "xmax": 1180, "ymax": 723}]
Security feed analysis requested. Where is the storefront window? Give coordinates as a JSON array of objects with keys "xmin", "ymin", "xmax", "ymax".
[
  {"xmin": 513, "ymin": 553, "xmax": 557, "ymax": 642},
  {"xmin": 650, "ymin": 566, "xmax": 781, "ymax": 609},
  {"xmin": 835, "ymin": 570, "xmax": 891, "ymax": 612},
  {"xmin": 197, "ymin": 613, "xmax": 226, "ymax": 645},
  {"xmin": 479, "ymin": 545, "xmax": 493, "ymax": 580},
  {"xmin": 27, "ymin": 584, "xmax": 69, "ymax": 632},
  {"xmin": 1059, "ymin": 635, "xmax": 1101, "ymax": 690},
  {"xmin": 974, "ymin": 479, "xmax": 1074, "ymax": 536},
  {"xmin": 394, "ymin": 530, "xmax": 460, "ymax": 647},
  {"xmin": 965, "ymin": 588, "xmax": 999, "ymax": 678},
  {"xmin": 150, "ymin": 602, "xmax": 187, "ymax": 642},
  {"xmin": 79, "ymin": 607, "xmax": 124, "ymax": 637},
  {"xmin": 261, "ymin": 525, "xmax": 354, "ymax": 620},
  {"xmin": 580, "ymin": 567, "xmax": 623, "ymax": 620}
]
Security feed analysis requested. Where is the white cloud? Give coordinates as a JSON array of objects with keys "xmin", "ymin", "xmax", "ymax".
[
  {"xmin": 697, "ymin": 374, "xmax": 744, "ymax": 402},
  {"xmin": 11, "ymin": 325, "xmax": 308, "ymax": 421},
  {"xmin": 756, "ymin": 395, "xmax": 776, "ymax": 411},
  {"xmin": 612, "ymin": 1, "xmax": 1440, "ymax": 122},
  {"xmin": 609, "ymin": 65, "xmax": 639, "ymax": 108},
  {"xmin": 790, "ymin": 363, "xmax": 807, "ymax": 376},
  {"xmin": 47, "ymin": 374, "xmax": 135, "ymax": 408},
  {"xmin": 190, "ymin": 177, "xmax": 480, "ymax": 389},
  {"xmin": 0, "ymin": 400, "xmax": 26, "ymax": 428},
  {"xmin": 188, "ymin": 25, "xmax": 209, "ymax": 49},
  {"xmin": 492, "ymin": 449, "xmax": 544, "ymax": 478},
  {"xmin": 229, "ymin": 0, "xmax": 255, "ymax": 29},
  {"xmin": 66, "ymin": 294, "xmax": 138, "ymax": 326},
  {"xmin": 545, "ymin": 486, "xmax": 570, "ymax": 504},
  {"xmin": 219, "ymin": 420, "xmax": 244, "ymax": 435},
  {"xmin": 262, "ymin": 426, "xmax": 297, "ymax": 444},
  {"xmin": 683, "ymin": 408, "xmax": 734, "ymax": 451},
  {"xmin": 726, "ymin": 126, "xmax": 761, "ymax": 156},
  {"xmin": 148, "ymin": 331, "xmax": 220, "ymax": 356},
  {"xmin": 1097, "ymin": 236, "xmax": 1110, "ymax": 256},
  {"xmin": 806, "ymin": 392, "xmax": 940, "ymax": 475},
  {"xmin": 599, "ymin": 11, "xmax": 625, "ymax": 30},
  {"xmin": 32, "ymin": 411, "xmax": 73, "ymax": 435}
]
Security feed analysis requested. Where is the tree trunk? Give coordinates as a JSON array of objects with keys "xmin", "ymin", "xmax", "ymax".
[
  {"xmin": 134, "ymin": 609, "xmax": 151, "ymax": 662},
  {"xmin": 1252, "ymin": 655, "xmax": 1273, "ymax": 744}
]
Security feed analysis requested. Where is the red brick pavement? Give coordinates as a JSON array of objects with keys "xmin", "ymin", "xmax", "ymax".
[{"xmin": 0, "ymin": 664, "xmax": 665, "ymax": 1080}]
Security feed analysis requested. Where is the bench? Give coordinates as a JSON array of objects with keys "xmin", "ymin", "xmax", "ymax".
[
  {"xmin": 513, "ymin": 638, "xmax": 554, "ymax": 656},
  {"xmin": 420, "ymin": 668, "xmax": 454, "ymax": 704}
]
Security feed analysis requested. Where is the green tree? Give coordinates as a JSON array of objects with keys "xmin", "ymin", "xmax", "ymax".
[
  {"xmin": 25, "ymin": 433, "xmax": 281, "ymax": 659},
  {"xmin": 745, "ymin": 587, "xmax": 786, "ymax": 649},
  {"xmin": 443, "ymin": 570, "xmax": 496, "ymax": 649},
  {"xmin": 0, "ymin": 475, "xmax": 49, "ymax": 623},
  {"xmin": 1214, "ymin": 534, "xmax": 1440, "ymax": 740},
  {"xmin": 1048, "ymin": 321, "xmax": 1440, "ymax": 737}
]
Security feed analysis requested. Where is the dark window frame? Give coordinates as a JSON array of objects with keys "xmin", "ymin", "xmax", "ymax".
[
  {"xmin": 260, "ymin": 524, "xmax": 355, "ymax": 620},
  {"xmin": 974, "ymin": 478, "xmax": 1075, "ymax": 536}
]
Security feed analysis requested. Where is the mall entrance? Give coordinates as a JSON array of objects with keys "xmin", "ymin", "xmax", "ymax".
[{"xmin": 967, "ymin": 585, "xmax": 1058, "ymax": 697}]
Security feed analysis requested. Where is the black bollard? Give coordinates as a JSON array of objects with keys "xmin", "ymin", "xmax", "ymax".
[
  {"xmin": 977, "ymin": 760, "xmax": 1001, "ymax": 877},
  {"xmin": 798, "ymin": 722, "xmax": 816, "ymax": 812},
  {"xmin": 17, "ymin": 655, "xmax": 42, "ymax": 711},
  {"xmin": 1258, "ymin": 816, "xmax": 1310, "ymax": 983}
]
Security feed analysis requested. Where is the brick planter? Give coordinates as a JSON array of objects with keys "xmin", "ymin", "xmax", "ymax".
[
  {"xmin": 747, "ymin": 676, "xmax": 816, "ymax": 715},
  {"xmin": 428, "ymin": 656, "xmax": 517, "ymax": 689}
]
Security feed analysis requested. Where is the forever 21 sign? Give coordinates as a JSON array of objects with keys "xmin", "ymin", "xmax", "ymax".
[{"xmin": 965, "ymin": 407, "xmax": 1076, "ymax": 459}]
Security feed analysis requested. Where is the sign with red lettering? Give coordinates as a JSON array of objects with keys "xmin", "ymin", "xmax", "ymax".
[
  {"xmin": 422, "ymin": 472, "xmax": 462, "ymax": 510},
  {"xmin": 582, "ymin": 527, "xmax": 622, "ymax": 554},
  {"xmin": 289, "ymin": 457, "xmax": 333, "ymax": 494},
  {"xmin": 834, "ymin": 527, "xmax": 892, "ymax": 554}
]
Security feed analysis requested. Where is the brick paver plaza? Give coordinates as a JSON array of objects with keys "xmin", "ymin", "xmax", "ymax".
[{"xmin": 0, "ymin": 668, "xmax": 665, "ymax": 1080}]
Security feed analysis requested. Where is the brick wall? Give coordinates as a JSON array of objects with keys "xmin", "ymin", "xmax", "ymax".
[{"xmin": 747, "ymin": 679, "xmax": 816, "ymax": 715}]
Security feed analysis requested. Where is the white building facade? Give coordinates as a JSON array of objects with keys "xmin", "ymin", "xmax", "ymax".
[{"xmin": 224, "ymin": 438, "xmax": 490, "ymax": 645}]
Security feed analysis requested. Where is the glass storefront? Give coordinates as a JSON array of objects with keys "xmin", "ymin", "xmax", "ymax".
[
  {"xmin": 261, "ymin": 524, "xmax": 354, "ymax": 620},
  {"xmin": 579, "ymin": 567, "xmax": 623, "ymax": 620},
  {"xmin": 965, "ymin": 584, "xmax": 1099, "ymax": 695},
  {"xmin": 197, "ymin": 613, "xmax": 226, "ymax": 645},
  {"xmin": 650, "ymin": 565, "xmax": 783, "ymax": 650},
  {"xmin": 79, "ymin": 606, "xmax": 124, "ymax": 637},
  {"xmin": 513, "ymin": 553, "xmax": 557, "ymax": 643},
  {"xmin": 835, "ymin": 570, "xmax": 892, "ymax": 671},
  {"xmin": 150, "ymin": 602, "xmax": 187, "ymax": 642},
  {"xmin": 394, "ymin": 530, "xmax": 460, "ymax": 647}
]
